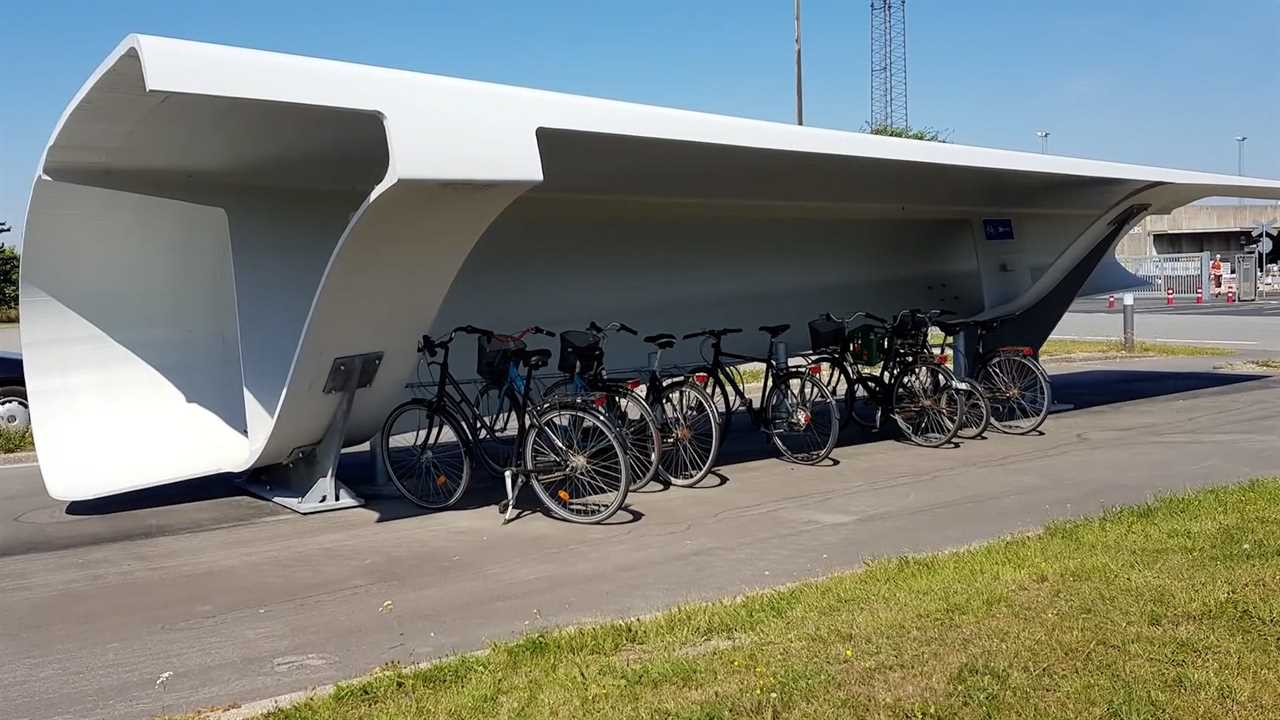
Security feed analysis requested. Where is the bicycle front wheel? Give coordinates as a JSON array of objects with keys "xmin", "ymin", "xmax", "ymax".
[
  {"xmin": 524, "ymin": 405, "xmax": 630, "ymax": 524},
  {"xmin": 954, "ymin": 383, "xmax": 991, "ymax": 440},
  {"xmin": 765, "ymin": 370, "xmax": 840, "ymax": 464},
  {"xmin": 890, "ymin": 363, "xmax": 961, "ymax": 447},
  {"xmin": 381, "ymin": 400, "xmax": 472, "ymax": 509},
  {"xmin": 656, "ymin": 379, "xmax": 721, "ymax": 487},
  {"xmin": 546, "ymin": 380, "xmax": 661, "ymax": 491},
  {"xmin": 977, "ymin": 354, "xmax": 1051, "ymax": 434}
]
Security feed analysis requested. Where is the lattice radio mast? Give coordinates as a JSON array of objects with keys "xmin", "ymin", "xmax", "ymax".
[{"xmin": 870, "ymin": 0, "xmax": 908, "ymax": 129}]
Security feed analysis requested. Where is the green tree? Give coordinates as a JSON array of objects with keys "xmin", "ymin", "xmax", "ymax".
[
  {"xmin": 864, "ymin": 122, "xmax": 951, "ymax": 142},
  {"xmin": 0, "ymin": 245, "xmax": 20, "ymax": 318}
]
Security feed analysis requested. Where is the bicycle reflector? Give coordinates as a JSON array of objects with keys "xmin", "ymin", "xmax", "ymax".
[
  {"xmin": 808, "ymin": 364, "xmax": 823, "ymax": 375},
  {"xmin": 593, "ymin": 394, "xmax": 608, "ymax": 408},
  {"xmin": 694, "ymin": 373, "xmax": 709, "ymax": 384},
  {"xmin": 557, "ymin": 489, "xmax": 571, "ymax": 503},
  {"xmin": 627, "ymin": 379, "xmax": 643, "ymax": 389},
  {"xmin": 936, "ymin": 353, "xmax": 950, "ymax": 365}
]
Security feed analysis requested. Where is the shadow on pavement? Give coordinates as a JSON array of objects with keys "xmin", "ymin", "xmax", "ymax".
[
  {"xmin": 1051, "ymin": 369, "xmax": 1268, "ymax": 410},
  {"xmin": 64, "ymin": 473, "xmax": 249, "ymax": 516}
]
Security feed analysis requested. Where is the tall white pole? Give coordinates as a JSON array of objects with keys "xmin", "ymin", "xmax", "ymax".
[{"xmin": 794, "ymin": 0, "xmax": 804, "ymax": 125}]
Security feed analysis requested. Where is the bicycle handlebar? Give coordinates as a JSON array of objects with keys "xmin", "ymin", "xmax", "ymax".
[
  {"xmin": 588, "ymin": 321, "xmax": 640, "ymax": 336},
  {"xmin": 823, "ymin": 311, "xmax": 886, "ymax": 325},
  {"xmin": 682, "ymin": 327, "xmax": 742, "ymax": 340}
]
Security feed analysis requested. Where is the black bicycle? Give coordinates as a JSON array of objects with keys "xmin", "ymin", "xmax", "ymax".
[
  {"xmin": 933, "ymin": 317, "xmax": 1052, "ymax": 435},
  {"xmin": 380, "ymin": 325, "xmax": 631, "ymax": 524},
  {"xmin": 543, "ymin": 321, "xmax": 662, "ymax": 491},
  {"xmin": 687, "ymin": 325, "xmax": 839, "ymax": 464},
  {"xmin": 637, "ymin": 331, "xmax": 722, "ymax": 486},
  {"xmin": 809, "ymin": 310, "xmax": 961, "ymax": 447}
]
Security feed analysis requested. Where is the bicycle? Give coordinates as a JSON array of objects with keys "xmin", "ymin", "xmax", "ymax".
[
  {"xmin": 380, "ymin": 325, "xmax": 631, "ymax": 524},
  {"xmin": 543, "ymin": 321, "xmax": 662, "ymax": 491},
  {"xmin": 638, "ymin": 331, "xmax": 722, "ymax": 486},
  {"xmin": 687, "ymin": 325, "xmax": 839, "ymax": 464},
  {"xmin": 933, "ymin": 317, "xmax": 1052, "ymax": 435},
  {"xmin": 808, "ymin": 310, "xmax": 961, "ymax": 448}
]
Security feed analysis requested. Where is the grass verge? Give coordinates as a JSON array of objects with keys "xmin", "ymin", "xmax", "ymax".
[
  {"xmin": 1041, "ymin": 338, "xmax": 1233, "ymax": 360},
  {"xmin": 0, "ymin": 426, "xmax": 33, "ymax": 453},
  {"xmin": 1216, "ymin": 358, "xmax": 1280, "ymax": 373},
  {"xmin": 214, "ymin": 479, "xmax": 1280, "ymax": 720}
]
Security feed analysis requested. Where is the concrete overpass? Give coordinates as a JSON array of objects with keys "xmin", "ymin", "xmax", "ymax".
[{"xmin": 21, "ymin": 35, "xmax": 1280, "ymax": 508}]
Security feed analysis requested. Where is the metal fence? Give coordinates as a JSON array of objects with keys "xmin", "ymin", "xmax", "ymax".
[{"xmin": 1115, "ymin": 252, "xmax": 1209, "ymax": 296}]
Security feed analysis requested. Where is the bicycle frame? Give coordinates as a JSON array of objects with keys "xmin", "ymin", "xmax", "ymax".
[{"xmin": 703, "ymin": 337, "xmax": 781, "ymax": 426}]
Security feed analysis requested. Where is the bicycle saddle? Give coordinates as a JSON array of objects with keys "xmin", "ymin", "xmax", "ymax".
[
  {"xmin": 643, "ymin": 333, "xmax": 677, "ymax": 350},
  {"xmin": 758, "ymin": 323, "xmax": 791, "ymax": 338},
  {"xmin": 934, "ymin": 320, "xmax": 965, "ymax": 336},
  {"xmin": 514, "ymin": 348, "xmax": 552, "ymax": 369}
]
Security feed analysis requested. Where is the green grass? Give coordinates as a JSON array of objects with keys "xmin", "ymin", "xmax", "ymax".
[
  {"xmin": 0, "ymin": 426, "xmax": 33, "ymax": 453},
  {"xmin": 1041, "ymin": 338, "xmax": 1233, "ymax": 358},
  {"xmin": 218, "ymin": 479, "xmax": 1280, "ymax": 720}
]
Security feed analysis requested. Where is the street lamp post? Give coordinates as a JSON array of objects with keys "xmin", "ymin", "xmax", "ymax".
[
  {"xmin": 794, "ymin": 0, "xmax": 803, "ymax": 126},
  {"xmin": 1235, "ymin": 136, "xmax": 1248, "ymax": 206},
  {"xmin": 1036, "ymin": 130, "xmax": 1050, "ymax": 154}
]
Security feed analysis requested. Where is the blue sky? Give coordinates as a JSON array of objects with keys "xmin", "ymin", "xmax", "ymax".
[{"xmin": 2, "ymin": 1, "xmax": 1278, "ymax": 245}]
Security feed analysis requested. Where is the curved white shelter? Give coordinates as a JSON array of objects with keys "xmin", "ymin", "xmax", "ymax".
[{"xmin": 23, "ymin": 35, "xmax": 1280, "ymax": 505}]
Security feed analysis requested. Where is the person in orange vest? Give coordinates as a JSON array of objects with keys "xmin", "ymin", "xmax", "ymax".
[{"xmin": 1210, "ymin": 254, "xmax": 1224, "ymax": 298}]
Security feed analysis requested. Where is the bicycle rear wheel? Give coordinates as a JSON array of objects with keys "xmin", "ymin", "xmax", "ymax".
[
  {"xmin": 524, "ymin": 405, "xmax": 630, "ymax": 524},
  {"xmin": 656, "ymin": 379, "xmax": 721, "ymax": 487},
  {"xmin": 977, "ymin": 354, "xmax": 1051, "ymax": 434},
  {"xmin": 474, "ymin": 383, "xmax": 525, "ymax": 474},
  {"xmin": 890, "ymin": 363, "xmax": 961, "ymax": 447},
  {"xmin": 847, "ymin": 375, "xmax": 882, "ymax": 429},
  {"xmin": 765, "ymin": 370, "xmax": 840, "ymax": 464},
  {"xmin": 381, "ymin": 400, "xmax": 472, "ymax": 509}
]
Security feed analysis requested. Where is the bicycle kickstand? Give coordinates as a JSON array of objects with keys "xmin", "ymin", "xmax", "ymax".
[{"xmin": 500, "ymin": 468, "xmax": 526, "ymax": 525}]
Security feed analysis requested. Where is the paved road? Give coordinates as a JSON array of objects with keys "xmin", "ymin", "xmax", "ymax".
[
  {"xmin": 1070, "ymin": 295, "xmax": 1280, "ymax": 317},
  {"xmin": 2, "ymin": 358, "xmax": 1279, "ymax": 719},
  {"xmin": 0, "ymin": 324, "xmax": 19, "ymax": 353},
  {"xmin": 1055, "ymin": 299, "xmax": 1280, "ymax": 350}
]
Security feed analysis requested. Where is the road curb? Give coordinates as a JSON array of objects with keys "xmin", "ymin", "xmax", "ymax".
[{"xmin": 0, "ymin": 451, "xmax": 37, "ymax": 467}]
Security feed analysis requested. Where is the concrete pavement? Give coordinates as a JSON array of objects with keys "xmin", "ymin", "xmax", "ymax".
[{"xmin": 2, "ymin": 359, "xmax": 1279, "ymax": 719}]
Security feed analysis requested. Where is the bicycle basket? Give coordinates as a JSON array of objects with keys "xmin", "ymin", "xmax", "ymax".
[
  {"xmin": 558, "ymin": 330, "xmax": 604, "ymax": 376},
  {"xmin": 477, "ymin": 334, "xmax": 525, "ymax": 384},
  {"xmin": 847, "ymin": 324, "xmax": 886, "ymax": 365},
  {"xmin": 808, "ymin": 318, "xmax": 845, "ymax": 351}
]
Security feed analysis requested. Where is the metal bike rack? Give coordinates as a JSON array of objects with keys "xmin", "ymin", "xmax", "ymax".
[{"xmin": 242, "ymin": 352, "xmax": 383, "ymax": 514}]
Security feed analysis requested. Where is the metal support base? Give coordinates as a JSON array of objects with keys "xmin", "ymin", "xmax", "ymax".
[{"xmin": 241, "ymin": 351, "xmax": 383, "ymax": 514}]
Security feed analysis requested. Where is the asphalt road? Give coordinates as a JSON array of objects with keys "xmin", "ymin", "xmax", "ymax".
[
  {"xmin": 1056, "ymin": 298, "xmax": 1280, "ymax": 350},
  {"xmin": 0, "ymin": 323, "xmax": 19, "ymax": 353},
  {"xmin": 2, "ymin": 358, "xmax": 1279, "ymax": 719}
]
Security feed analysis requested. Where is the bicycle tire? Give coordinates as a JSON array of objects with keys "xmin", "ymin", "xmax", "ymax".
[
  {"xmin": 977, "ymin": 354, "xmax": 1051, "ymax": 435},
  {"xmin": 544, "ymin": 379, "xmax": 661, "ymax": 491},
  {"xmin": 810, "ymin": 355, "xmax": 854, "ymax": 423},
  {"xmin": 890, "ymin": 363, "xmax": 961, "ymax": 447},
  {"xmin": 765, "ymin": 370, "xmax": 840, "ymax": 464},
  {"xmin": 954, "ymin": 383, "xmax": 991, "ymax": 440},
  {"xmin": 524, "ymin": 404, "xmax": 630, "ymax": 524},
  {"xmin": 655, "ymin": 379, "xmax": 722, "ymax": 487},
  {"xmin": 689, "ymin": 365, "xmax": 734, "ymax": 431},
  {"xmin": 380, "ymin": 400, "xmax": 472, "ymax": 509},
  {"xmin": 473, "ymin": 382, "xmax": 526, "ymax": 474},
  {"xmin": 847, "ymin": 374, "xmax": 882, "ymax": 429}
]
